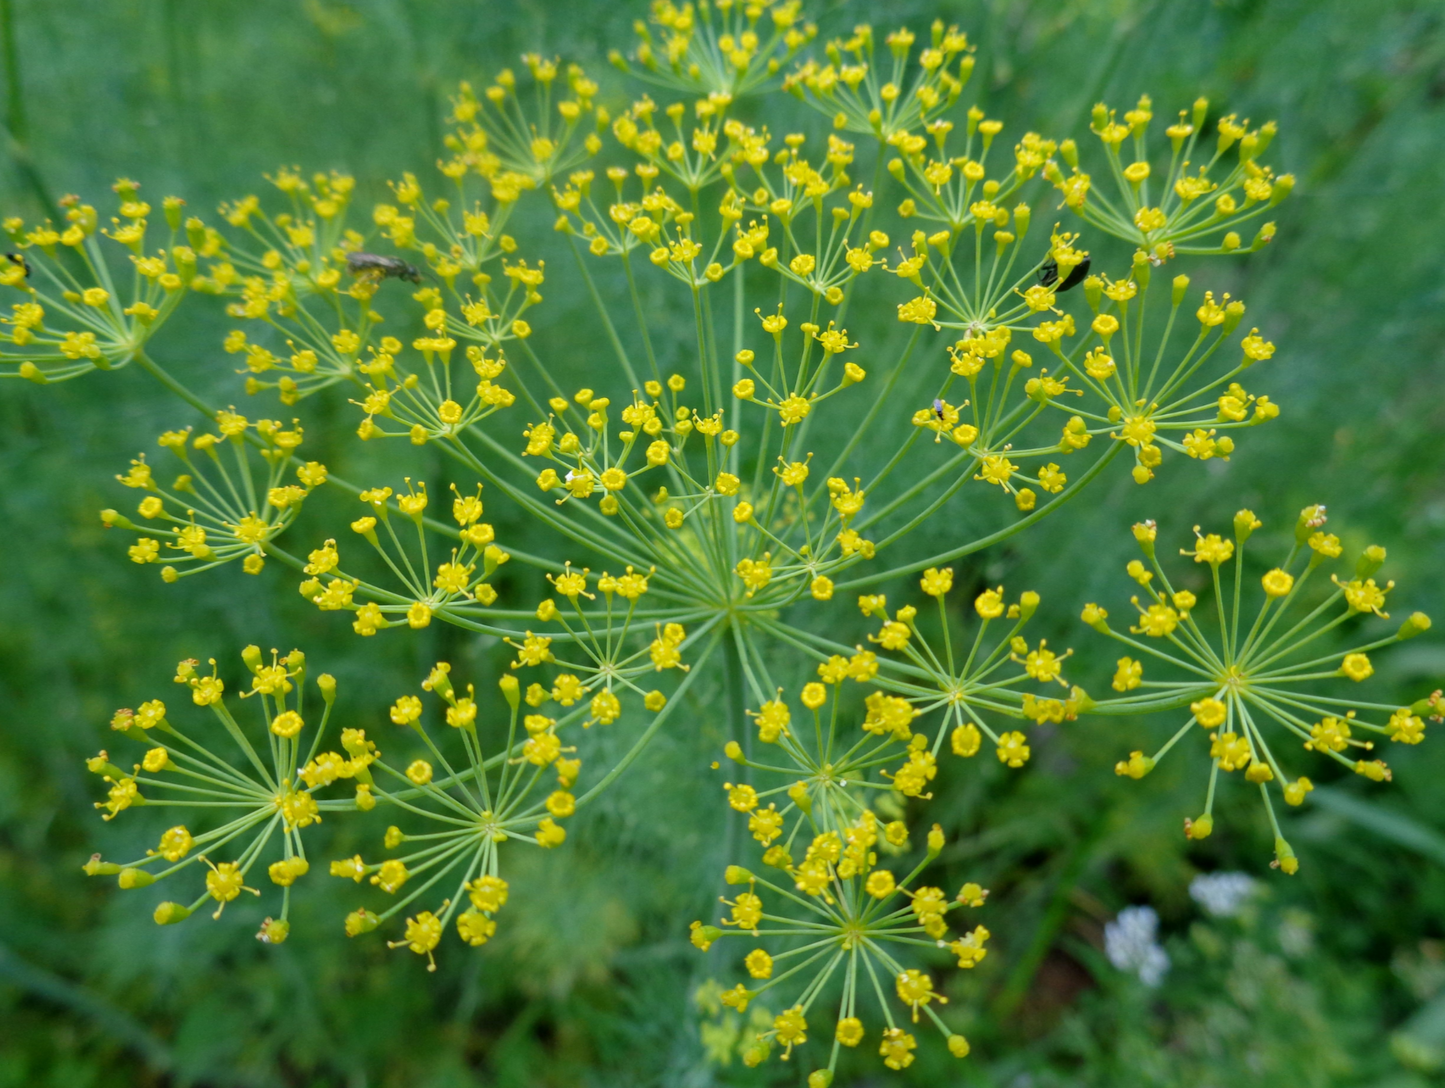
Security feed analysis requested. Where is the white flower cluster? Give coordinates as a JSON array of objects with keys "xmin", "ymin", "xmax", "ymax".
[
  {"xmin": 1189, "ymin": 871, "xmax": 1259, "ymax": 918},
  {"xmin": 1105, "ymin": 905, "xmax": 1170, "ymax": 987}
]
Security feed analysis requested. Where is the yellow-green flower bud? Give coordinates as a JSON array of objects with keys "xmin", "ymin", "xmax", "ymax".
[
  {"xmin": 241, "ymin": 645, "xmax": 264, "ymax": 674},
  {"xmin": 153, "ymin": 901, "xmax": 192, "ymax": 925},
  {"xmin": 1357, "ymin": 544, "xmax": 1387, "ymax": 578},
  {"xmin": 1399, "ymin": 612, "xmax": 1432, "ymax": 640},
  {"xmin": 498, "ymin": 673, "xmax": 520, "ymax": 710}
]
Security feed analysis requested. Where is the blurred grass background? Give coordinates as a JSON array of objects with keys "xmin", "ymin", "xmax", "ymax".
[{"xmin": 2, "ymin": 0, "xmax": 1445, "ymax": 1084}]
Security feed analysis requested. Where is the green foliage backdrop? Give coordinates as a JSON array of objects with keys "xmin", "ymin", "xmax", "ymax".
[{"xmin": 2, "ymin": 0, "xmax": 1445, "ymax": 1085}]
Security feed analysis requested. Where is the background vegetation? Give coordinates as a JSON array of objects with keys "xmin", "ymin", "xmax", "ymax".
[{"xmin": 2, "ymin": 0, "xmax": 1444, "ymax": 1084}]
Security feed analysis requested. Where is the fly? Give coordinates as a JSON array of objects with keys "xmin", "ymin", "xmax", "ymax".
[
  {"xmin": 1037, "ymin": 255, "xmax": 1089, "ymax": 292},
  {"xmin": 345, "ymin": 252, "xmax": 422, "ymax": 284},
  {"xmin": 5, "ymin": 252, "xmax": 31, "ymax": 278}
]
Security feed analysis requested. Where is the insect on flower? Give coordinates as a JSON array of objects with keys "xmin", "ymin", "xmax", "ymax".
[
  {"xmin": 345, "ymin": 251, "xmax": 423, "ymax": 284},
  {"xmin": 1037, "ymin": 254, "xmax": 1090, "ymax": 291}
]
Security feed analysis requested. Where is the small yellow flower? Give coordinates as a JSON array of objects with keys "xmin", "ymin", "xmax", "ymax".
[{"xmin": 1341, "ymin": 653, "xmax": 1373, "ymax": 681}]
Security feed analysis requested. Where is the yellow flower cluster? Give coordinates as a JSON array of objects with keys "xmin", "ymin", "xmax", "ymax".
[
  {"xmin": 11, "ymin": 3, "xmax": 1425, "ymax": 1077},
  {"xmin": 85, "ymin": 647, "xmax": 355, "ymax": 941},
  {"xmin": 102, "ymin": 415, "xmax": 326, "ymax": 580},
  {"xmin": 1086, "ymin": 506, "xmax": 1433, "ymax": 872}
]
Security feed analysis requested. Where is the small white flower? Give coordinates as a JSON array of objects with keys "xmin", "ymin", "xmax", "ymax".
[
  {"xmin": 1105, "ymin": 905, "xmax": 1169, "ymax": 987},
  {"xmin": 1189, "ymin": 871, "xmax": 1258, "ymax": 918}
]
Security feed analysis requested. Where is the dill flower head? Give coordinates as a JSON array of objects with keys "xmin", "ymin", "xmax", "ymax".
[
  {"xmin": 102, "ymin": 417, "xmax": 325, "ymax": 580},
  {"xmin": 850, "ymin": 573, "xmax": 1089, "ymax": 769},
  {"xmin": 337, "ymin": 659, "xmax": 589, "ymax": 970},
  {"xmin": 1047, "ymin": 93, "xmax": 1293, "ymax": 255},
  {"xmin": 1086, "ymin": 505, "xmax": 1436, "ymax": 873},
  {"xmin": 85, "ymin": 646, "xmax": 589, "ymax": 968},
  {"xmin": 698, "ymin": 801, "xmax": 981, "ymax": 1077},
  {"xmin": 787, "ymin": 19, "xmax": 974, "ymax": 141},
  {"xmin": 703, "ymin": 665, "xmax": 997, "ymax": 1075},
  {"xmin": 617, "ymin": 1, "xmax": 816, "ymax": 100},
  {"xmin": 85, "ymin": 646, "xmax": 350, "ymax": 940},
  {"xmin": 297, "ymin": 478, "xmax": 513, "ymax": 635},
  {"xmin": 0, "ymin": 182, "xmax": 200, "ymax": 383},
  {"xmin": 26, "ymin": 4, "xmax": 1428, "ymax": 1045}
]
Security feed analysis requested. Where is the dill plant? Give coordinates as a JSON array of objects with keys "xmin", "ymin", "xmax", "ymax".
[{"xmin": 0, "ymin": 1, "xmax": 1435, "ymax": 1079}]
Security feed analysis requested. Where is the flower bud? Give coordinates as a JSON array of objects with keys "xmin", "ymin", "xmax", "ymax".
[
  {"xmin": 83, "ymin": 854, "xmax": 122, "ymax": 876},
  {"xmin": 241, "ymin": 645, "xmax": 264, "ymax": 674},
  {"xmin": 689, "ymin": 921, "xmax": 722, "ymax": 950},
  {"xmin": 317, "ymin": 673, "xmax": 337, "ymax": 703},
  {"xmin": 117, "ymin": 868, "xmax": 155, "ymax": 889},
  {"xmin": 788, "ymin": 780, "xmax": 812, "ymax": 814},
  {"xmin": 1284, "ymin": 777, "xmax": 1314, "ymax": 806},
  {"xmin": 927, "ymin": 823, "xmax": 945, "ymax": 855},
  {"xmin": 724, "ymin": 865, "xmax": 753, "ymax": 885},
  {"xmin": 153, "ymin": 901, "xmax": 192, "ymax": 925},
  {"xmin": 1356, "ymin": 544, "xmax": 1387, "ymax": 578},
  {"xmin": 1222, "ymin": 300, "xmax": 1246, "ymax": 335},
  {"xmin": 1295, "ymin": 504, "xmax": 1327, "ymax": 543},
  {"xmin": 1131, "ymin": 519, "xmax": 1157, "ymax": 557},
  {"xmin": 1186, "ymin": 813, "xmax": 1213, "ymax": 840},
  {"xmin": 1273, "ymin": 837, "xmax": 1299, "ymax": 874},
  {"xmin": 1354, "ymin": 759, "xmax": 1391, "ymax": 783},
  {"xmin": 1018, "ymin": 590, "xmax": 1040, "ymax": 620},
  {"xmin": 499, "ymin": 673, "xmax": 520, "ymax": 710},
  {"xmin": 86, "ymin": 754, "xmax": 127, "ymax": 778},
  {"xmin": 1171, "ymin": 274, "xmax": 1189, "ymax": 307},
  {"xmin": 1233, "ymin": 509, "xmax": 1261, "ymax": 542},
  {"xmin": 1399, "ymin": 612, "xmax": 1432, "ymax": 641},
  {"xmin": 345, "ymin": 908, "xmax": 380, "ymax": 936},
  {"xmin": 724, "ymin": 741, "xmax": 743, "ymax": 762},
  {"xmin": 424, "ymin": 662, "xmax": 454, "ymax": 700},
  {"xmin": 1115, "ymin": 751, "xmax": 1155, "ymax": 778}
]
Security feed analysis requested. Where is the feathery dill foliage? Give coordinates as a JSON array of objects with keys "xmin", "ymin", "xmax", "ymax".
[{"xmin": 0, "ymin": 0, "xmax": 1434, "ymax": 1078}]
